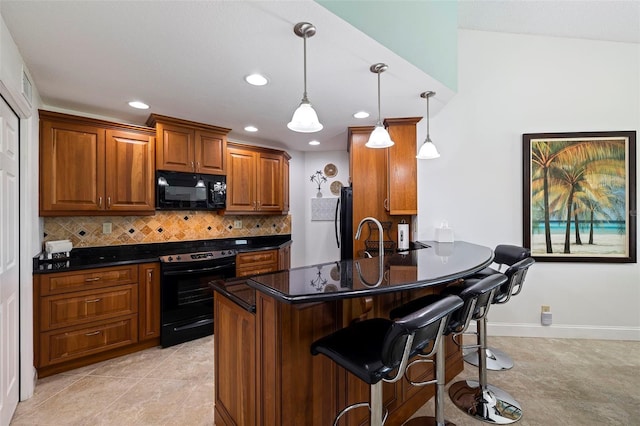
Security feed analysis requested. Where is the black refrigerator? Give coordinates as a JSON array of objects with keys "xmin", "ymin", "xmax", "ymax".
[{"xmin": 334, "ymin": 186, "xmax": 353, "ymax": 260}]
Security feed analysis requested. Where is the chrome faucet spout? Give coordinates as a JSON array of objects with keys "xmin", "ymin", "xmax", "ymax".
[
  {"xmin": 355, "ymin": 217, "xmax": 385, "ymax": 259},
  {"xmin": 354, "ymin": 216, "xmax": 386, "ymax": 287}
]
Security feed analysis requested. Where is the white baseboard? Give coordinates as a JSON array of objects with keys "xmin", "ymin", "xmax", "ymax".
[{"xmin": 465, "ymin": 322, "xmax": 640, "ymax": 341}]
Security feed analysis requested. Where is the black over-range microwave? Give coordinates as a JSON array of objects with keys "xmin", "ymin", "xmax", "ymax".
[{"xmin": 156, "ymin": 170, "xmax": 226, "ymax": 210}]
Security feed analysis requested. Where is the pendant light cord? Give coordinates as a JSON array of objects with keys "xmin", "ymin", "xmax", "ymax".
[
  {"xmin": 376, "ymin": 71, "xmax": 382, "ymax": 125},
  {"xmin": 426, "ymin": 93, "xmax": 430, "ymax": 138},
  {"xmin": 302, "ymin": 34, "xmax": 308, "ymax": 101}
]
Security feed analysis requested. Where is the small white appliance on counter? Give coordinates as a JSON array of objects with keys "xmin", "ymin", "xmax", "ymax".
[
  {"xmin": 397, "ymin": 222, "xmax": 409, "ymax": 251},
  {"xmin": 44, "ymin": 239, "xmax": 73, "ymax": 259}
]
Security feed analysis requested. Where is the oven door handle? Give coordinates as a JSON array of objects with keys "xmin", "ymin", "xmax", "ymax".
[{"xmin": 162, "ymin": 263, "xmax": 235, "ymax": 276}]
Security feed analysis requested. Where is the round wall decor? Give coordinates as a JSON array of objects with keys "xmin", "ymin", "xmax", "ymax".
[
  {"xmin": 330, "ymin": 180, "xmax": 343, "ymax": 196},
  {"xmin": 323, "ymin": 163, "xmax": 338, "ymax": 178}
]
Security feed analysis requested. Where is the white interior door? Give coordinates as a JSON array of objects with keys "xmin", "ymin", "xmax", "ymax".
[{"xmin": 0, "ymin": 95, "xmax": 20, "ymax": 425}]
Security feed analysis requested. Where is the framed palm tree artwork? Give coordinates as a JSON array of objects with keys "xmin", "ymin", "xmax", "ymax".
[{"xmin": 523, "ymin": 131, "xmax": 636, "ymax": 263}]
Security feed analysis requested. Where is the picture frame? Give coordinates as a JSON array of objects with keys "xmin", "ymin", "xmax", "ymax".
[{"xmin": 522, "ymin": 131, "xmax": 637, "ymax": 263}]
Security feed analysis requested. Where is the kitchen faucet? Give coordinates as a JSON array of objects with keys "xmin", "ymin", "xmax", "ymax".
[
  {"xmin": 354, "ymin": 217, "xmax": 385, "ymax": 287},
  {"xmin": 355, "ymin": 217, "xmax": 385, "ymax": 259}
]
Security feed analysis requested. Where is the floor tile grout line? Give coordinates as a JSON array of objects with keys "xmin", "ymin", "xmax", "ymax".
[{"xmin": 10, "ymin": 373, "xmax": 88, "ymax": 421}]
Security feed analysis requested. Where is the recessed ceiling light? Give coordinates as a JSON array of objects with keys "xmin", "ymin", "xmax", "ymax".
[
  {"xmin": 244, "ymin": 125, "xmax": 258, "ymax": 132},
  {"xmin": 128, "ymin": 101, "xmax": 149, "ymax": 109},
  {"xmin": 245, "ymin": 74, "xmax": 268, "ymax": 86},
  {"xmin": 353, "ymin": 111, "xmax": 370, "ymax": 119},
  {"xmin": 308, "ymin": 140, "xmax": 320, "ymax": 146}
]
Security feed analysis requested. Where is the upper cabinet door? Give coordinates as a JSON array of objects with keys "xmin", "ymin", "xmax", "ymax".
[
  {"xmin": 385, "ymin": 118, "xmax": 420, "ymax": 215},
  {"xmin": 226, "ymin": 146, "xmax": 257, "ymax": 212},
  {"xmin": 256, "ymin": 152, "xmax": 283, "ymax": 212},
  {"xmin": 155, "ymin": 122, "xmax": 195, "ymax": 173},
  {"xmin": 39, "ymin": 110, "xmax": 156, "ymax": 216},
  {"xmin": 224, "ymin": 143, "xmax": 290, "ymax": 215},
  {"xmin": 195, "ymin": 130, "xmax": 226, "ymax": 174},
  {"xmin": 105, "ymin": 129, "xmax": 155, "ymax": 212},
  {"xmin": 40, "ymin": 120, "xmax": 106, "ymax": 214},
  {"xmin": 147, "ymin": 114, "xmax": 230, "ymax": 175}
]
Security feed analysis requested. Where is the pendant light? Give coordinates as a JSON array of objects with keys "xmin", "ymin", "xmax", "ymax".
[
  {"xmin": 416, "ymin": 91, "xmax": 440, "ymax": 159},
  {"xmin": 287, "ymin": 22, "xmax": 323, "ymax": 133},
  {"xmin": 366, "ymin": 63, "xmax": 394, "ymax": 148}
]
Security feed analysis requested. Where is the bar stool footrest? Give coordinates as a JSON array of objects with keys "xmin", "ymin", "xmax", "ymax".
[{"xmin": 463, "ymin": 346, "xmax": 514, "ymax": 371}]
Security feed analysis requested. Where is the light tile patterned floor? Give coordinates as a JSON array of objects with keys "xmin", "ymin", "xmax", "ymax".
[{"xmin": 10, "ymin": 336, "xmax": 640, "ymax": 425}]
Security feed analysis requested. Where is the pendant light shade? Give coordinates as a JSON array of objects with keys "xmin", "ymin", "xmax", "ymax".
[
  {"xmin": 416, "ymin": 91, "xmax": 440, "ymax": 159},
  {"xmin": 366, "ymin": 63, "xmax": 394, "ymax": 148},
  {"xmin": 288, "ymin": 22, "xmax": 323, "ymax": 133}
]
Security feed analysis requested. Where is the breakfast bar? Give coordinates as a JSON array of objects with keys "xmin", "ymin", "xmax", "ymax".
[{"xmin": 211, "ymin": 241, "xmax": 493, "ymax": 426}]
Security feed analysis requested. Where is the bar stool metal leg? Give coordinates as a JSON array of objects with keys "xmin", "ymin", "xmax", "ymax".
[
  {"xmin": 449, "ymin": 316, "xmax": 522, "ymax": 424},
  {"xmin": 403, "ymin": 336, "xmax": 454, "ymax": 426}
]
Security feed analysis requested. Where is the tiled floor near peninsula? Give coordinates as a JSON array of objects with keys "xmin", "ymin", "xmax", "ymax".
[{"xmin": 10, "ymin": 336, "xmax": 640, "ymax": 425}]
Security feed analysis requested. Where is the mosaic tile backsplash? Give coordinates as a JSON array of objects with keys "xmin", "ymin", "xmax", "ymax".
[{"xmin": 43, "ymin": 212, "xmax": 291, "ymax": 248}]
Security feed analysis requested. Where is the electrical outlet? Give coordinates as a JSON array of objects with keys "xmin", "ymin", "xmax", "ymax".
[
  {"xmin": 102, "ymin": 222, "xmax": 112, "ymax": 234},
  {"xmin": 234, "ymin": 220, "xmax": 242, "ymax": 229},
  {"xmin": 541, "ymin": 305, "xmax": 552, "ymax": 326}
]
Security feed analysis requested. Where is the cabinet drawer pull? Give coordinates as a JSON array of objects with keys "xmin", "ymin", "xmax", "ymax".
[
  {"xmin": 84, "ymin": 331, "xmax": 101, "ymax": 336},
  {"xmin": 191, "ymin": 161, "xmax": 195, "ymax": 171},
  {"xmin": 196, "ymin": 161, "xmax": 200, "ymax": 171},
  {"xmin": 98, "ymin": 197, "xmax": 103, "ymax": 208},
  {"xmin": 383, "ymin": 198, "xmax": 389, "ymax": 210},
  {"xmin": 107, "ymin": 197, "xmax": 111, "ymax": 209},
  {"xmin": 85, "ymin": 298, "xmax": 101, "ymax": 303},
  {"xmin": 84, "ymin": 277, "xmax": 101, "ymax": 282}
]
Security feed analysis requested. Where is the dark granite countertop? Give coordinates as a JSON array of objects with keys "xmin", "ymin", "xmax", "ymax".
[
  {"xmin": 245, "ymin": 241, "xmax": 493, "ymax": 304},
  {"xmin": 33, "ymin": 235, "xmax": 291, "ymax": 273}
]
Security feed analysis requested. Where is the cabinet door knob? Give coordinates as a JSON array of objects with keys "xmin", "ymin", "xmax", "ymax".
[
  {"xmin": 196, "ymin": 161, "xmax": 200, "ymax": 171},
  {"xmin": 191, "ymin": 161, "xmax": 195, "ymax": 171}
]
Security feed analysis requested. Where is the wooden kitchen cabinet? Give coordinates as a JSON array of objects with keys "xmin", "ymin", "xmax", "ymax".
[
  {"xmin": 33, "ymin": 263, "xmax": 160, "ymax": 377},
  {"xmin": 236, "ymin": 249, "xmax": 279, "ymax": 277},
  {"xmin": 39, "ymin": 111, "xmax": 155, "ymax": 216},
  {"xmin": 384, "ymin": 117, "xmax": 420, "ymax": 215},
  {"xmin": 347, "ymin": 119, "xmax": 420, "ymax": 259},
  {"xmin": 225, "ymin": 143, "xmax": 290, "ymax": 214},
  {"xmin": 278, "ymin": 245, "xmax": 291, "ymax": 271},
  {"xmin": 138, "ymin": 262, "xmax": 161, "ymax": 341},
  {"xmin": 146, "ymin": 114, "xmax": 230, "ymax": 174}
]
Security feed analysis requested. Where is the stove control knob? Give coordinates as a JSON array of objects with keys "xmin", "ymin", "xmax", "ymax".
[
  {"xmin": 176, "ymin": 256, "xmax": 182, "ymax": 261},
  {"xmin": 167, "ymin": 256, "xmax": 173, "ymax": 262},
  {"xmin": 221, "ymin": 251, "xmax": 226, "ymax": 256}
]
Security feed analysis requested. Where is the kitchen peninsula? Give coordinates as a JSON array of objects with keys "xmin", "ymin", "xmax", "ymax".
[{"xmin": 212, "ymin": 241, "xmax": 493, "ymax": 426}]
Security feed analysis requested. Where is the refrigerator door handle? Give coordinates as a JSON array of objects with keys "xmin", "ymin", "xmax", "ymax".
[{"xmin": 334, "ymin": 197, "xmax": 341, "ymax": 248}]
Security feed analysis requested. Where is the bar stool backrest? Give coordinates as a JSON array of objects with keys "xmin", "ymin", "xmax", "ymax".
[
  {"xmin": 381, "ymin": 295, "xmax": 463, "ymax": 382},
  {"xmin": 494, "ymin": 257, "xmax": 535, "ymax": 304},
  {"xmin": 450, "ymin": 274, "xmax": 508, "ymax": 334},
  {"xmin": 493, "ymin": 245, "xmax": 531, "ymax": 269}
]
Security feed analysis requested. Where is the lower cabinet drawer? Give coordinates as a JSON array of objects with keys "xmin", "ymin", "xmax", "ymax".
[
  {"xmin": 39, "ymin": 315, "xmax": 138, "ymax": 367},
  {"xmin": 40, "ymin": 284, "xmax": 138, "ymax": 331}
]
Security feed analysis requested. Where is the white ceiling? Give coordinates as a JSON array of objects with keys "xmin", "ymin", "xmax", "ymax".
[{"xmin": 2, "ymin": 1, "xmax": 638, "ymax": 153}]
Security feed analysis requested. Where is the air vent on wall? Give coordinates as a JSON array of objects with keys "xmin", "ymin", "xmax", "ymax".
[{"xmin": 21, "ymin": 66, "xmax": 32, "ymax": 106}]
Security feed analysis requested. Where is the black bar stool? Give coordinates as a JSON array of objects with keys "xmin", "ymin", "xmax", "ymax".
[
  {"xmin": 389, "ymin": 274, "xmax": 508, "ymax": 426},
  {"xmin": 311, "ymin": 295, "xmax": 464, "ymax": 426},
  {"xmin": 447, "ymin": 264, "xmax": 534, "ymax": 424},
  {"xmin": 464, "ymin": 246, "xmax": 535, "ymax": 371}
]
